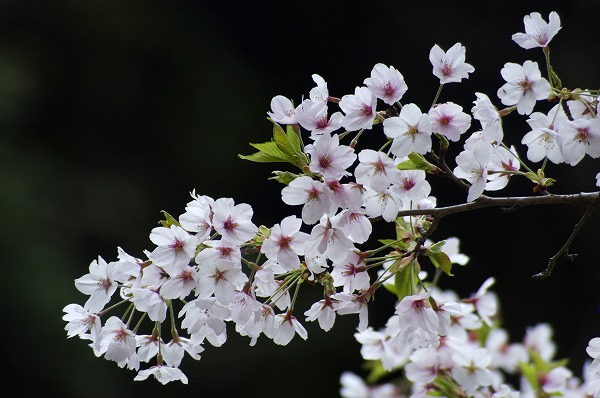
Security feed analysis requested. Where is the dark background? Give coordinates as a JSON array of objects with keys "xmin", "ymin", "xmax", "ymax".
[{"xmin": 2, "ymin": 1, "xmax": 600, "ymax": 397}]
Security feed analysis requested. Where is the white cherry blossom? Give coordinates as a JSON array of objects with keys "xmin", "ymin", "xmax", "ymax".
[
  {"xmin": 497, "ymin": 60, "xmax": 551, "ymax": 115},
  {"xmin": 429, "ymin": 102, "xmax": 472, "ymax": 142},
  {"xmin": 339, "ymin": 86, "xmax": 377, "ymax": 131},
  {"xmin": 557, "ymin": 117, "xmax": 600, "ymax": 166},
  {"xmin": 363, "ymin": 63, "xmax": 408, "ymax": 105},
  {"xmin": 281, "ymin": 176, "xmax": 335, "ymax": 225},
  {"xmin": 294, "ymin": 99, "xmax": 343, "ymax": 137},
  {"xmin": 260, "ymin": 215, "xmax": 308, "ymax": 271},
  {"xmin": 429, "ymin": 42, "xmax": 475, "ymax": 84},
  {"xmin": 74, "ymin": 256, "xmax": 120, "ymax": 313},
  {"xmin": 384, "ymin": 103, "xmax": 432, "ymax": 158},
  {"xmin": 512, "ymin": 11, "xmax": 561, "ymax": 49},
  {"xmin": 267, "ymin": 95, "xmax": 296, "ymax": 124},
  {"xmin": 305, "ymin": 133, "xmax": 356, "ymax": 180},
  {"xmin": 354, "ymin": 149, "xmax": 400, "ymax": 192}
]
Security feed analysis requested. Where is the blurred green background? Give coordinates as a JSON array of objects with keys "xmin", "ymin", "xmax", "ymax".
[{"xmin": 3, "ymin": 0, "xmax": 600, "ymax": 396}]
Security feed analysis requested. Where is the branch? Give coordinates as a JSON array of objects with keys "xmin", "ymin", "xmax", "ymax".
[
  {"xmin": 396, "ymin": 192, "xmax": 600, "ymax": 218},
  {"xmin": 395, "ymin": 191, "xmax": 600, "ymax": 279},
  {"xmin": 532, "ymin": 201, "xmax": 598, "ymax": 280}
]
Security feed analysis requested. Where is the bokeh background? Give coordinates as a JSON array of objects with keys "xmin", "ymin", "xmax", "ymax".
[{"xmin": 2, "ymin": 0, "xmax": 600, "ymax": 396}]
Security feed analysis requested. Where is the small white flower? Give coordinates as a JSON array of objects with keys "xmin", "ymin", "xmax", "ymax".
[
  {"xmin": 354, "ymin": 149, "xmax": 400, "ymax": 192},
  {"xmin": 512, "ymin": 11, "xmax": 561, "ymax": 49},
  {"xmin": 384, "ymin": 103, "xmax": 433, "ymax": 158},
  {"xmin": 339, "ymin": 86, "xmax": 377, "ymax": 131},
  {"xmin": 429, "ymin": 102, "xmax": 472, "ymax": 142},
  {"xmin": 364, "ymin": 63, "xmax": 408, "ymax": 105},
  {"xmin": 429, "ymin": 43, "xmax": 475, "ymax": 84},
  {"xmin": 267, "ymin": 95, "xmax": 296, "ymax": 124},
  {"xmin": 305, "ymin": 133, "xmax": 356, "ymax": 180},
  {"xmin": 74, "ymin": 256, "xmax": 119, "ymax": 313},
  {"xmin": 134, "ymin": 365, "xmax": 189, "ymax": 385},
  {"xmin": 497, "ymin": 60, "xmax": 551, "ymax": 115}
]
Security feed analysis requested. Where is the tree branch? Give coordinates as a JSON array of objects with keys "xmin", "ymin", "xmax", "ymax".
[
  {"xmin": 396, "ymin": 192, "xmax": 600, "ymax": 218},
  {"xmin": 532, "ymin": 201, "xmax": 598, "ymax": 279},
  {"xmin": 396, "ymin": 191, "xmax": 600, "ymax": 279}
]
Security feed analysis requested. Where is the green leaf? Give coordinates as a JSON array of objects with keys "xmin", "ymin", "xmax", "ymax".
[
  {"xmin": 238, "ymin": 141, "xmax": 292, "ymax": 163},
  {"xmin": 239, "ymin": 120, "xmax": 308, "ymax": 167},
  {"xmin": 427, "ymin": 250, "xmax": 453, "ymax": 276},
  {"xmin": 273, "ymin": 123, "xmax": 295, "ymax": 158},
  {"xmin": 269, "ymin": 170, "xmax": 300, "ymax": 185},
  {"xmin": 518, "ymin": 361, "xmax": 540, "ymax": 391},
  {"xmin": 396, "ymin": 152, "xmax": 437, "ymax": 173},
  {"xmin": 394, "ymin": 258, "xmax": 417, "ymax": 301},
  {"xmin": 363, "ymin": 360, "xmax": 389, "ymax": 384},
  {"xmin": 159, "ymin": 211, "xmax": 180, "ymax": 227},
  {"xmin": 286, "ymin": 124, "xmax": 304, "ymax": 153}
]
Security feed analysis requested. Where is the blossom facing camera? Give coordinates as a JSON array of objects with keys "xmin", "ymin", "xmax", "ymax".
[
  {"xmin": 497, "ymin": 60, "xmax": 551, "ymax": 115},
  {"xmin": 512, "ymin": 11, "xmax": 561, "ymax": 49},
  {"xmin": 429, "ymin": 42, "xmax": 475, "ymax": 84}
]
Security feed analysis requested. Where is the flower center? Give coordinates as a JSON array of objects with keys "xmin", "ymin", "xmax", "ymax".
[
  {"xmin": 518, "ymin": 79, "xmax": 533, "ymax": 92},
  {"xmin": 319, "ymin": 154, "xmax": 333, "ymax": 169},
  {"xmin": 223, "ymin": 216, "xmax": 238, "ymax": 232},
  {"xmin": 278, "ymin": 235, "xmax": 293, "ymax": 249},
  {"xmin": 576, "ymin": 127, "xmax": 590, "ymax": 143},
  {"xmin": 360, "ymin": 104, "xmax": 373, "ymax": 116}
]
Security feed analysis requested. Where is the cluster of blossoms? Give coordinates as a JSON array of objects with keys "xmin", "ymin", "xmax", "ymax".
[{"xmin": 64, "ymin": 10, "xmax": 600, "ymax": 396}]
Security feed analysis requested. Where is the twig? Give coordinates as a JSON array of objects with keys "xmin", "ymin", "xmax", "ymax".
[{"xmin": 532, "ymin": 201, "xmax": 598, "ymax": 279}]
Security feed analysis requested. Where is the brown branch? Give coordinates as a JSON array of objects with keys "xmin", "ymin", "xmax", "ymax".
[
  {"xmin": 532, "ymin": 201, "xmax": 598, "ymax": 280},
  {"xmin": 396, "ymin": 192, "xmax": 600, "ymax": 218},
  {"xmin": 395, "ymin": 191, "xmax": 600, "ymax": 279},
  {"xmin": 426, "ymin": 152, "xmax": 470, "ymax": 192}
]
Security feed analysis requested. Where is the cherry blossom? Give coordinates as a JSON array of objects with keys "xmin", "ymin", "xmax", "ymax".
[
  {"xmin": 148, "ymin": 225, "xmax": 198, "ymax": 275},
  {"xmin": 428, "ymin": 101, "xmax": 472, "ymax": 142},
  {"xmin": 557, "ymin": 117, "xmax": 600, "ymax": 166},
  {"xmin": 74, "ymin": 256, "xmax": 120, "ymax": 313},
  {"xmin": 391, "ymin": 169, "xmax": 431, "ymax": 202},
  {"xmin": 196, "ymin": 260, "xmax": 248, "ymax": 305},
  {"xmin": 178, "ymin": 191, "xmax": 213, "ymax": 240},
  {"xmin": 429, "ymin": 42, "xmax": 475, "ymax": 84},
  {"xmin": 272, "ymin": 313, "xmax": 308, "ymax": 345},
  {"xmin": 211, "ymin": 198, "xmax": 258, "ymax": 245},
  {"xmin": 451, "ymin": 347, "xmax": 493, "ymax": 396},
  {"xmin": 339, "ymin": 86, "xmax": 377, "ymax": 131},
  {"xmin": 383, "ymin": 103, "xmax": 433, "ymax": 158},
  {"xmin": 267, "ymin": 95, "xmax": 296, "ymax": 124},
  {"xmin": 309, "ymin": 73, "xmax": 329, "ymax": 102},
  {"xmin": 472, "ymin": 92, "xmax": 503, "ymax": 143},
  {"xmin": 260, "ymin": 215, "xmax": 308, "ymax": 271},
  {"xmin": 294, "ymin": 99, "xmax": 343, "ymax": 137},
  {"xmin": 354, "ymin": 149, "xmax": 400, "ymax": 192},
  {"xmin": 134, "ymin": 365, "xmax": 189, "ymax": 385},
  {"xmin": 97, "ymin": 316, "xmax": 137, "ymax": 364},
  {"xmin": 363, "ymin": 63, "xmax": 408, "ymax": 105},
  {"xmin": 305, "ymin": 133, "xmax": 357, "ymax": 180},
  {"xmin": 304, "ymin": 299, "xmax": 337, "ymax": 332},
  {"xmin": 62, "ymin": 304, "xmax": 101, "ymax": 342},
  {"xmin": 512, "ymin": 11, "xmax": 561, "ymax": 49},
  {"xmin": 453, "ymin": 141, "xmax": 492, "ymax": 202},
  {"xmin": 497, "ymin": 60, "xmax": 551, "ymax": 115},
  {"xmin": 522, "ymin": 105, "xmax": 566, "ymax": 164},
  {"xmin": 486, "ymin": 145, "xmax": 520, "ymax": 191},
  {"xmin": 281, "ymin": 176, "xmax": 335, "ymax": 225},
  {"xmin": 305, "ymin": 215, "xmax": 355, "ymax": 263},
  {"xmin": 330, "ymin": 250, "xmax": 370, "ymax": 294},
  {"xmin": 130, "ymin": 287, "xmax": 167, "ymax": 322}
]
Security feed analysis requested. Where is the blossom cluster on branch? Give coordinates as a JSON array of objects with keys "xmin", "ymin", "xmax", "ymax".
[{"xmin": 63, "ymin": 11, "xmax": 600, "ymax": 397}]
